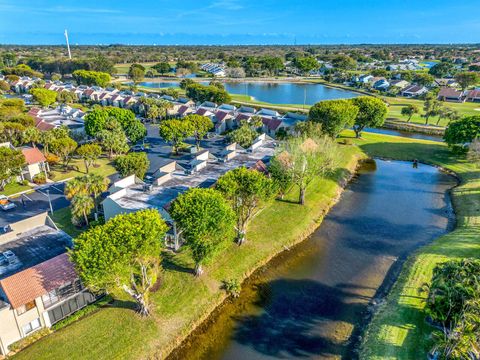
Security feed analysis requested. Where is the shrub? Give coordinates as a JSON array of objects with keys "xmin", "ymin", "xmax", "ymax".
[
  {"xmin": 340, "ymin": 138, "xmax": 352, "ymax": 145},
  {"xmin": 45, "ymin": 153, "xmax": 60, "ymax": 165},
  {"xmin": 32, "ymin": 172, "xmax": 47, "ymax": 184},
  {"xmin": 8, "ymin": 328, "xmax": 51, "ymax": 353},
  {"xmin": 222, "ymin": 278, "xmax": 241, "ymax": 298}
]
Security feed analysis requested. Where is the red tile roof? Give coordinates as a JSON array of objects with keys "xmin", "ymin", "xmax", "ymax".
[
  {"xmin": 467, "ymin": 90, "xmax": 480, "ymax": 99},
  {"xmin": 21, "ymin": 147, "xmax": 47, "ymax": 164},
  {"xmin": 250, "ymin": 160, "xmax": 269, "ymax": 175},
  {"xmin": 36, "ymin": 121, "xmax": 55, "ymax": 131},
  {"xmin": 215, "ymin": 111, "xmax": 230, "ymax": 122},
  {"xmin": 196, "ymin": 108, "xmax": 208, "ymax": 116},
  {"xmin": 438, "ymin": 87, "xmax": 463, "ymax": 99},
  {"xmin": 178, "ymin": 105, "xmax": 190, "ymax": 115},
  {"xmin": 262, "ymin": 117, "xmax": 282, "ymax": 131},
  {"xmin": 0, "ymin": 253, "xmax": 77, "ymax": 309}
]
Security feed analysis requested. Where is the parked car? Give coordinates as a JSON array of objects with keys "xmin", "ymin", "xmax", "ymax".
[{"xmin": 0, "ymin": 195, "xmax": 16, "ymax": 211}]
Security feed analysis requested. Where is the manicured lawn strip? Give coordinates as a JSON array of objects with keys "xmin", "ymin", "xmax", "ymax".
[
  {"xmin": 50, "ymin": 207, "xmax": 84, "ymax": 238},
  {"xmin": 12, "ymin": 142, "xmax": 364, "ymax": 360},
  {"xmin": 0, "ymin": 182, "xmax": 32, "ymax": 197},
  {"xmin": 347, "ymin": 131, "xmax": 480, "ymax": 359},
  {"xmin": 49, "ymin": 157, "xmax": 117, "ymax": 182}
]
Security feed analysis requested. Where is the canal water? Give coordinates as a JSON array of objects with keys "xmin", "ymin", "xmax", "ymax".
[
  {"xmin": 137, "ymin": 81, "xmax": 359, "ymax": 105},
  {"xmin": 168, "ymin": 159, "xmax": 455, "ymax": 360}
]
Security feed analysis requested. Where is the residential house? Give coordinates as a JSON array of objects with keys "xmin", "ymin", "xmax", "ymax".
[
  {"xmin": 390, "ymin": 80, "xmax": 410, "ymax": 89},
  {"xmin": 435, "ymin": 79, "xmax": 459, "ymax": 88},
  {"xmin": 0, "ymin": 213, "xmax": 96, "ymax": 356},
  {"xmin": 437, "ymin": 87, "xmax": 466, "ymax": 103},
  {"xmin": 466, "ymin": 89, "xmax": 480, "ymax": 103},
  {"xmin": 373, "ymin": 78, "xmax": 390, "ymax": 91},
  {"xmin": 401, "ymin": 85, "xmax": 428, "ymax": 98},
  {"xmin": 20, "ymin": 147, "xmax": 49, "ymax": 182}
]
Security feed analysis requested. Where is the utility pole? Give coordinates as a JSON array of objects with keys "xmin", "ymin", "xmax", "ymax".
[{"xmin": 64, "ymin": 29, "xmax": 72, "ymax": 60}]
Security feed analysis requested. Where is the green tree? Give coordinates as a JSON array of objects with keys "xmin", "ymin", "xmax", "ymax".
[
  {"xmin": 29, "ymin": 88, "xmax": 57, "ymax": 108},
  {"xmin": 73, "ymin": 70, "xmax": 111, "ymax": 87},
  {"xmin": 70, "ymin": 209, "xmax": 168, "ymax": 316},
  {"xmin": 158, "ymin": 119, "xmax": 194, "ymax": 154},
  {"xmin": 293, "ymin": 56, "xmax": 319, "ymax": 74},
  {"xmin": 125, "ymin": 120, "xmax": 147, "ymax": 144},
  {"xmin": 76, "ymin": 144, "xmax": 102, "ymax": 173},
  {"xmin": 180, "ymin": 78, "xmax": 195, "ymax": 90},
  {"xmin": 227, "ymin": 124, "xmax": 258, "ymax": 148},
  {"xmin": 444, "ymin": 116, "xmax": 480, "ymax": 148},
  {"xmin": 65, "ymin": 174, "xmax": 108, "ymax": 215},
  {"xmin": 429, "ymin": 61, "xmax": 456, "ymax": 78},
  {"xmin": 351, "ymin": 97, "xmax": 387, "ymax": 138},
  {"xmin": 275, "ymin": 135, "xmax": 339, "ymax": 205},
  {"xmin": 308, "ymin": 99, "xmax": 359, "ymax": 137},
  {"xmin": 128, "ymin": 64, "xmax": 145, "ymax": 84},
  {"xmin": 0, "ymin": 80, "xmax": 10, "ymax": 92},
  {"xmin": 152, "ymin": 62, "xmax": 171, "ymax": 75},
  {"xmin": 57, "ymin": 90, "xmax": 76, "ymax": 105},
  {"xmin": 23, "ymin": 126, "xmax": 41, "ymax": 147},
  {"xmin": 414, "ymin": 73, "xmax": 435, "ymax": 87},
  {"xmin": 84, "ymin": 107, "xmax": 137, "ymax": 137},
  {"xmin": 71, "ymin": 194, "xmax": 95, "ymax": 226},
  {"xmin": 96, "ymin": 123, "xmax": 129, "ymax": 158},
  {"xmin": 114, "ymin": 152, "xmax": 150, "ymax": 179},
  {"xmin": 0, "ymin": 122, "xmax": 26, "ymax": 146},
  {"xmin": 50, "ymin": 136, "xmax": 77, "ymax": 168},
  {"xmin": 170, "ymin": 188, "xmax": 235, "ymax": 275},
  {"xmin": 216, "ymin": 167, "xmax": 274, "ymax": 244},
  {"xmin": 401, "ymin": 104, "xmax": 420, "ymax": 122},
  {"xmin": 455, "ymin": 72, "xmax": 480, "ymax": 91},
  {"xmin": 0, "ymin": 147, "xmax": 25, "ymax": 190},
  {"xmin": 423, "ymin": 94, "xmax": 442, "ymax": 125},
  {"xmin": 184, "ymin": 114, "xmax": 213, "ymax": 150},
  {"xmin": 331, "ymin": 55, "xmax": 357, "ymax": 70},
  {"xmin": 268, "ymin": 157, "xmax": 292, "ymax": 199}
]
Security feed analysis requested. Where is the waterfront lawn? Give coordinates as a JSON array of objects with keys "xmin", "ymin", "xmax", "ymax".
[
  {"xmin": 12, "ymin": 140, "xmax": 364, "ymax": 360},
  {"xmin": 341, "ymin": 131, "xmax": 480, "ymax": 359}
]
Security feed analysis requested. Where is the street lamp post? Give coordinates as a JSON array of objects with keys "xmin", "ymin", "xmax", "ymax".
[{"xmin": 46, "ymin": 189, "xmax": 53, "ymax": 214}]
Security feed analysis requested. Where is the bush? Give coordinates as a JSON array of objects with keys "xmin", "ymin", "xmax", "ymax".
[
  {"xmin": 340, "ymin": 138, "xmax": 352, "ymax": 145},
  {"xmin": 222, "ymin": 278, "xmax": 241, "ymax": 298},
  {"xmin": 21, "ymin": 179, "xmax": 29, "ymax": 186},
  {"xmin": 114, "ymin": 152, "xmax": 150, "ymax": 179},
  {"xmin": 32, "ymin": 172, "xmax": 47, "ymax": 184},
  {"xmin": 46, "ymin": 153, "xmax": 60, "ymax": 165},
  {"xmin": 8, "ymin": 328, "xmax": 51, "ymax": 353}
]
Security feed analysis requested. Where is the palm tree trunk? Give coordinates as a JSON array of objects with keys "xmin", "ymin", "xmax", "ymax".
[
  {"xmin": 299, "ymin": 186, "xmax": 306, "ymax": 205},
  {"xmin": 83, "ymin": 210, "xmax": 89, "ymax": 226},
  {"xmin": 195, "ymin": 263, "xmax": 204, "ymax": 277}
]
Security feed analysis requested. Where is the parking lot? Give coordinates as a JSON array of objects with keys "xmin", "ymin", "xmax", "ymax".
[{"xmin": 0, "ymin": 183, "xmax": 69, "ymax": 227}]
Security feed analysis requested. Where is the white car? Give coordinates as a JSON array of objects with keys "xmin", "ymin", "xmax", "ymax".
[{"xmin": 0, "ymin": 195, "xmax": 16, "ymax": 211}]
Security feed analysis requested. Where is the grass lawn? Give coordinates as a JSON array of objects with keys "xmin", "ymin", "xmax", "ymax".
[
  {"xmin": 339, "ymin": 131, "xmax": 480, "ymax": 359},
  {"xmin": 49, "ymin": 157, "xmax": 117, "ymax": 182},
  {"xmin": 12, "ymin": 140, "xmax": 365, "ymax": 360},
  {"xmin": 384, "ymin": 96, "xmax": 480, "ymax": 127},
  {"xmin": 50, "ymin": 207, "xmax": 84, "ymax": 238},
  {"xmin": 0, "ymin": 182, "xmax": 33, "ymax": 197}
]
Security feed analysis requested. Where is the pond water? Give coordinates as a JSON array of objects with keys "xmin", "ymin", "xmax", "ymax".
[
  {"xmin": 137, "ymin": 81, "xmax": 359, "ymax": 105},
  {"xmin": 363, "ymin": 127, "xmax": 443, "ymax": 142},
  {"xmin": 168, "ymin": 159, "xmax": 455, "ymax": 360}
]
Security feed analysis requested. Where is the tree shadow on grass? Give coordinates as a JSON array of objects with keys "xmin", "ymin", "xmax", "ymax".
[{"xmin": 162, "ymin": 251, "xmax": 195, "ymax": 275}]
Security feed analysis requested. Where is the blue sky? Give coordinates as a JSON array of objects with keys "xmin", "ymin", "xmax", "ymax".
[{"xmin": 1, "ymin": 0, "xmax": 479, "ymax": 45}]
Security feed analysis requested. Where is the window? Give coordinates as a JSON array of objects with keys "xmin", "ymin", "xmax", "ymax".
[
  {"xmin": 42, "ymin": 290, "xmax": 59, "ymax": 308},
  {"xmin": 22, "ymin": 318, "xmax": 41, "ymax": 335},
  {"xmin": 16, "ymin": 300, "xmax": 36, "ymax": 315}
]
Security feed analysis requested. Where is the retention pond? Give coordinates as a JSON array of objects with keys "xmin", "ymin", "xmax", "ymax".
[{"xmin": 168, "ymin": 159, "xmax": 456, "ymax": 360}]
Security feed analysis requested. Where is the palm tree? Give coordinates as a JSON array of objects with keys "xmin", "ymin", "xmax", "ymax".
[
  {"xmin": 71, "ymin": 194, "xmax": 94, "ymax": 226},
  {"xmin": 85, "ymin": 174, "xmax": 109, "ymax": 213},
  {"xmin": 64, "ymin": 178, "xmax": 87, "ymax": 200}
]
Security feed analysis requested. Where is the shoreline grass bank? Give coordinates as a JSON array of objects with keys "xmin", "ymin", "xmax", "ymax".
[
  {"xmin": 12, "ymin": 139, "xmax": 365, "ymax": 360},
  {"xmin": 353, "ymin": 132, "xmax": 480, "ymax": 359}
]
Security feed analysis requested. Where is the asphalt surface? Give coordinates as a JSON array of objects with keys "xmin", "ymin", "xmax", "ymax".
[{"xmin": 0, "ymin": 183, "xmax": 69, "ymax": 227}]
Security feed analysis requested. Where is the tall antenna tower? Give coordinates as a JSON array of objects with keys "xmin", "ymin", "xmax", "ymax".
[{"xmin": 64, "ymin": 29, "xmax": 72, "ymax": 60}]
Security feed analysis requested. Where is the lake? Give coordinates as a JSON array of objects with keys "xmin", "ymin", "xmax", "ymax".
[
  {"xmin": 168, "ymin": 159, "xmax": 455, "ymax": 360},
  {"xmin": 137, "ymin": 81, "xmax": 359, "ymax": 105}
]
